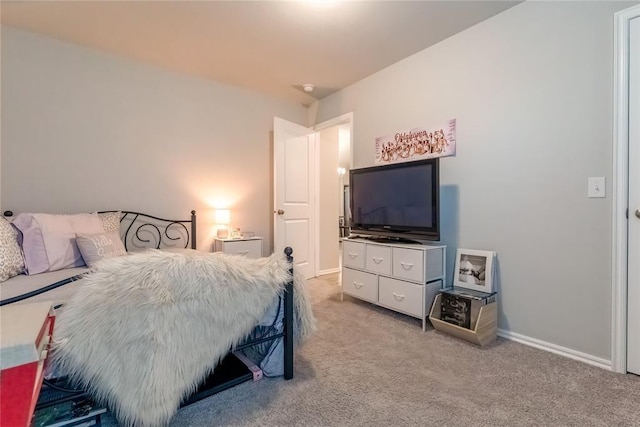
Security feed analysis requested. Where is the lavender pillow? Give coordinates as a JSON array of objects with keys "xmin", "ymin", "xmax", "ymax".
[{"xmin": 12, "ymin": 213, "xmax": 105, "ymax": 274}]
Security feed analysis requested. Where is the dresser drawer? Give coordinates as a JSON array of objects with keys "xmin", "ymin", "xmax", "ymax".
[
  {"xmin": 365, "ymin": 245, "xmax": 392, "ymax": 275},
  {"xmin": 221, "ymin": 239, "xmax": 262, "ymax": 258},
  {"xmin": 424, "ymin": 246, "xmax": 445, "ymax": 282},
  {"xmin": 342, "ymin": 240, "xmax": 365, "ymax": 269},
  {"xmin": 378, "ymin": 277, "xmax": 423, "ymax": 318},
  {"xmin": 392, "ymin": 247, "xmax": 425, "ymax": 283},
  {"xmin": 342, "ymin": 268, "xmax": 377, "ymax": 303}
]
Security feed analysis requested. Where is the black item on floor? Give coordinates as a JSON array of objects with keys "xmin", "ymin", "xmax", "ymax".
[
  {"xmin": 32, "ymin": 393, "xmax": 106, "ymax": 427},
  {"xmin": 180, "ymin": 353, "xmax": 254, "ymax": 407},
  {"xmin": 440, "ymin": 292, "xmax": 472, "ymax": 329}
]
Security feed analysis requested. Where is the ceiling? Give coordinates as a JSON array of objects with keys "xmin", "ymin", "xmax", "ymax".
[{"xmin": 1, "ymin": 1, "xmax": 520, "ymax": 106}]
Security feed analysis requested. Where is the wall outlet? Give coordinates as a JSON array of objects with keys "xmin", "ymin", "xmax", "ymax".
[{"xmin": 588, "ymin": 177, "xmax": 606, "ymax": 198}]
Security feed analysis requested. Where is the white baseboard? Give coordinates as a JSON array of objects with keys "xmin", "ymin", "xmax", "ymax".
[
  {"xmin": 497, "ymin": 329, "xmax": 612, "ymax": 371},
  {"xmin": 318, "ymin": 268, "xmax": 341, "ymax": 276}
]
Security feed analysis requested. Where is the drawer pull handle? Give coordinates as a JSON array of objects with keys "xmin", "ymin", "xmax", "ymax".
[
  {"xmin": 353, "ymin": 282, "xmax": 364, "ymax": 289},
  {"xmin": 238, "ymin": 251, "xmax": 249, "ymax": 255},
  {"xmin": 392, "ymin": 293, "xmax": 406, "ymax": 302},
  {"xmin": 400, "ymin": 262, "xmax": 414, "ymax": 270},
  {"xmin": 348, "ymin": 253, "xmax": 358, "ymax": 259},
  {"xmin": 372, "ymin": 257, "xmax": 383, "ymax": 264}
]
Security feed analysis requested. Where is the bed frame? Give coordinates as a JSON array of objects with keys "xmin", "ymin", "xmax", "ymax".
[
  {"xmin": 0, "ymin": 210, "xmax": 197, "ymax": 307},
  {"xmin": 2, "ymin": 210, "xmax": 294, "ymax": 413}
]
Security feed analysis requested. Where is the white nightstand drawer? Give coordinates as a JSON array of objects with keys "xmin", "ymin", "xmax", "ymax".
[
  {"xmin": 365, "ymin": 245, "xmax": 391, "ymax": 276},
  {"xmin": 342, "ymin": 268, "xmax": 377, "ymax": 303},
  {"xmin": 342, "ymin": 240, "xmax": 365, "ymax": 269},
  {"xmin": 216, "ymin": 238, "xmax": 262, "ymax": 258},
  {"xmin": 392, "ymin": 247, "xmax": 425, "ymax": 283},
  {"xmin": 378, "ymin": 277, "xmax": 423, "ymax": 318}
]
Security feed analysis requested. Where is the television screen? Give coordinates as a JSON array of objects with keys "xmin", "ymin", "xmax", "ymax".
[{"xmin": 350, "ymin": 159, "xmax": 439, "ymax": 241}]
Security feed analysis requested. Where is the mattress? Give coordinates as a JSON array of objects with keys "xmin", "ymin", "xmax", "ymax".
[{"xmin": 0, "ymin": 268, "xmax": 90, "ymax": 307}]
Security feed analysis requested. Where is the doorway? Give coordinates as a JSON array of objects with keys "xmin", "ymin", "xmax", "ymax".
[
  {"xmin": 314, "ymin": 113, "xmax": 353, "ymax": 276},
  {"xmin": 273, "ymin": 113, "xmax": 353, "ymax": 278}
]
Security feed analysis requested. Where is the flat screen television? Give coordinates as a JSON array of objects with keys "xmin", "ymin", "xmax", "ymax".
[{"xmin": 349, "ymin": 158, "xmax": 440, "ymax": 242}]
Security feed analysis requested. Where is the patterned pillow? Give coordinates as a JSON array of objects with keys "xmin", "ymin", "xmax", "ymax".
[
  {"xmin": 0, "ymin": 217, "xmax": 25, "ymax": 282},
  {"xmin": 97, "ymin": 211, "xmax": 121, "ymax": 233},
  {"xmin": 76, "ymin": 230, "xmax": 127, "ymax": 268}
]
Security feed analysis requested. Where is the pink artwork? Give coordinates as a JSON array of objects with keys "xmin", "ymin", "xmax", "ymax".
[{"xmin": 375, "ymin": 118, "xmax": 456, "ymax": 164}]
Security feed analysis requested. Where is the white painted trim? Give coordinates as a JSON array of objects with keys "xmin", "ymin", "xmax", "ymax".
[
  {"xmin": 318, "ymin": 267, "xmax": 341, "ymax": 276},
  {"xmin": 313, "ymin": 111, "xmax": 354, "ymax": 170},
  {"xmin": 310, "ymin": 131, "xmax": 318, "ymax": 279},
  {"xmin": 312, "ymin": 112, "xmax": 354, "ymax": 277},
  {"xmin": 612, "ymin": 4, "xmax": 640, "ymax": 374},
  {"xmin": 313, "ymin": 112, "xmax": 354, "ymax": 131},
  {"xmin": 313, "ymin": 130, "xmax": 321, "ymax": 278},
  {"xmin": 498, "ymin": 329, "xmax": 612, "ymax": 371}
]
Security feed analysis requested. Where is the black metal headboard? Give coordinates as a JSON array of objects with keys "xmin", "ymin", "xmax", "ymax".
[
  {"xmin": 100, "ymin": 210, "xmax": 197, "ymax": 251},
  {"xmin": 2, "ymin": 209, "xmax": 197, "ymax": 251}
]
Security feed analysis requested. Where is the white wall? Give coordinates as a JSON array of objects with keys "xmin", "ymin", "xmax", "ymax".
[
  {"xmin": 1, "ymin": 27, "xmax": 308, "ymax": 251},
  {"xmin": 318, "ymin": 126, "xmax": 339, "ymax": 273},
  {"xmin": 312, "ymin": 1, "xmax": 637, "ymax": 361}
]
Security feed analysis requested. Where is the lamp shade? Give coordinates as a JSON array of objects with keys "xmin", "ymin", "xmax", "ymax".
[{"xmin": 214, "ymin": 209, "xmax": 230, "ymax": 225}]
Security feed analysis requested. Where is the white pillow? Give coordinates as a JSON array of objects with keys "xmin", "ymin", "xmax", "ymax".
[
  {"xmin": 0, "ymin": 217, "xmax": 25, "ymax": 281},
  {"xmin": 76, "ymin": 230, "xmax": 127, "ymax": 267}
]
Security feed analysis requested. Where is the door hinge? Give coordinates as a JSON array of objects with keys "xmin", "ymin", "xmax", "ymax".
[{"xmin": 626, "ymin": 208, "xmax": 629, "ymax": 219}]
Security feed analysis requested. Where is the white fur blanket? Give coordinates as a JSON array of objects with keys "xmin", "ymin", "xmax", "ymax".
[{"xmin": 51, "ymin": 249, "xmax": 315, "ymax": 427}]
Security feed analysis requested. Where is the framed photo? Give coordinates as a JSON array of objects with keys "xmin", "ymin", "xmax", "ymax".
[{"xmin": 453, "ymin": 249, "xmax": 496, "ymax": 293}]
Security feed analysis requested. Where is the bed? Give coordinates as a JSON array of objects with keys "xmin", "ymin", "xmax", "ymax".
[
  {"xmin": 0, "ymin": 210, "xmax": 198, "ymax": 308},
  {"xmin": 0, "ymin": 210, "xmax": 313, "ymax": 426}
]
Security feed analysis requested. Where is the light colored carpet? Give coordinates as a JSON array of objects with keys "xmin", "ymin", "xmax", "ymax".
[{"xmin": 103, "ymin": 273, "xmax": 640, "ymax": 426}]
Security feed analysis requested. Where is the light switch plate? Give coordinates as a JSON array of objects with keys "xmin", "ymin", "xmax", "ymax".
[{"xmin": 588, "ymin": 177, "xmax": 606, "ymax": 198}]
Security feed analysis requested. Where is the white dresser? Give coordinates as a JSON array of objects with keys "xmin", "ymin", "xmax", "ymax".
[
  {"xmin": 214, "ymin": 237, "xmax": 263, "ymax": 259},
  {"xmin": 341, "ymin": 238, "xmax": 445, "ymax": 330}
]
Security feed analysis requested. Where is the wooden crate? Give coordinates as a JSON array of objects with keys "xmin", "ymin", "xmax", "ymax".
[{"xmin": 428, "ymin": 293, "xmax": 497, "ymax": 346}]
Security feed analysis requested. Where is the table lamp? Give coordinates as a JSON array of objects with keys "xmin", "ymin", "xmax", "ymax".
[{"xmin": 215, "ymin": 209, "xmax": 231, "ymax": 239}]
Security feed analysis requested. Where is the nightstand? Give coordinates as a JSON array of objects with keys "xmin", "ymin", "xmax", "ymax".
[
  {"xmin": 1, "ymin": 301, "xmax": 55, "ymax": 427},
  {"xmin": 214, "ymin": 237, "xmax": 263, "ymax": 258}
]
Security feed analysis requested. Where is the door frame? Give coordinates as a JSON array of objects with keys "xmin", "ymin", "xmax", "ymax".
[
  {"xmin": 612, "ymin": 4, "xmax": 640, "ymax": 374},
  {"xmin": 312, "ymin": 112, "xmax": 354, "ymax": 277}
]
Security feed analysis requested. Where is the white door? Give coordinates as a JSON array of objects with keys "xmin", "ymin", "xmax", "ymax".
[
  {"xmin": 274, "ymin": 117, "xmax": 316, "ymax": 279},
  {"xmin": 627, "ymin": 15, "xmax": 640, "ymax": 375}
]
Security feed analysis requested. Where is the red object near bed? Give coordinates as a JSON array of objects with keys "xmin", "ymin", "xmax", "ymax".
[{"xmin": 0, "ymin": 301, "xmax": 55, "ymax": 427}]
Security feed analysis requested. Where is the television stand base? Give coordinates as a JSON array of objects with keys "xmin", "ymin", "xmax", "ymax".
[
  {"xmin": 356, "ymin": 235, "xmax": 422, "ymax": 245},
  {"xmin": 341, "ymin": 238, "xmax": 447, "ymax": 331}
]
